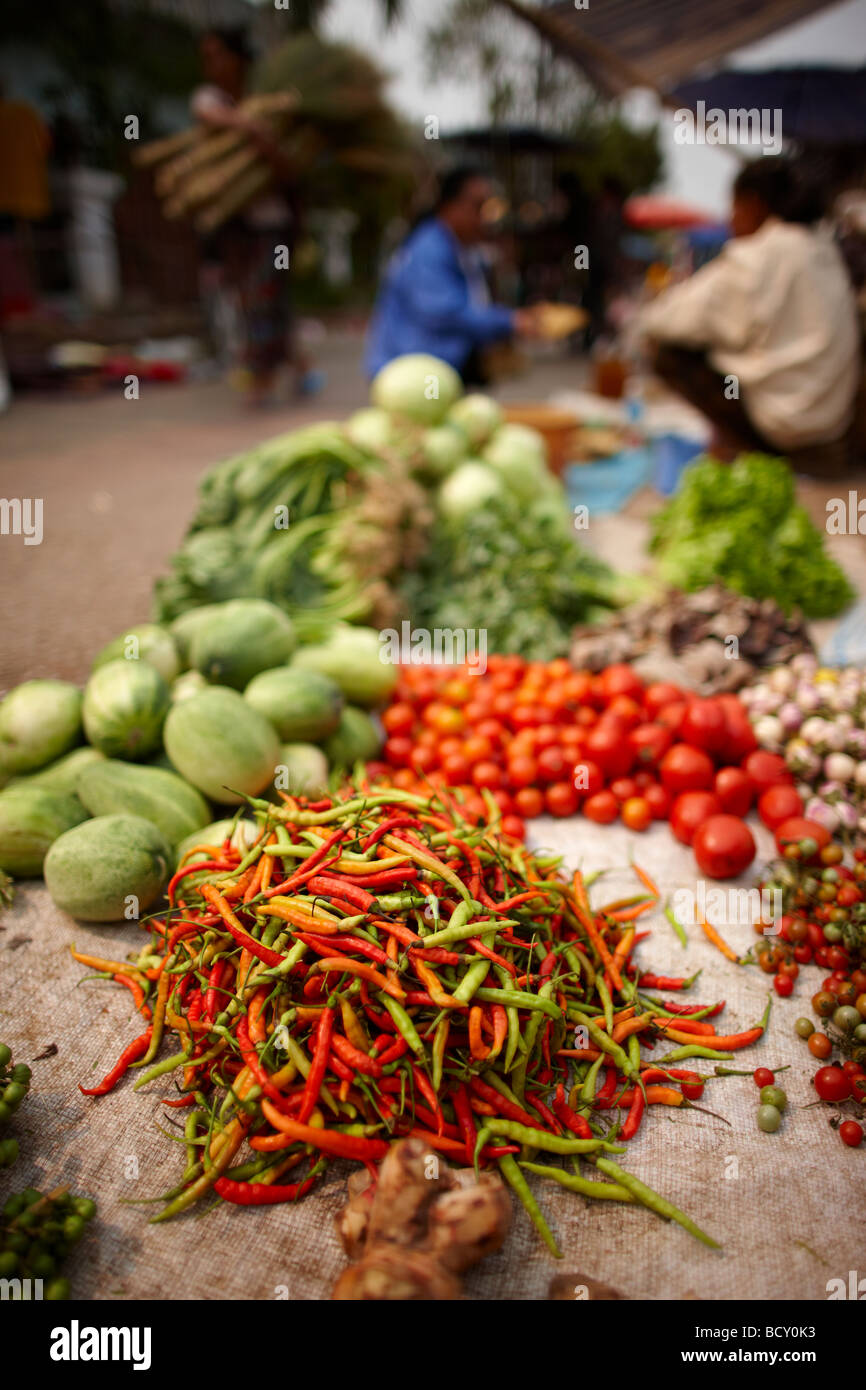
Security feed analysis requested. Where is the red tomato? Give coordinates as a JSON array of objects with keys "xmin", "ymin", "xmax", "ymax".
[
  {"xmin": 409, "ymin": 745, "xmax": 437, "ymax": 774},
  {"xmin": 758, "ymin": 784, "xmax": 804, "ymax": 831},
  {"xmin": 563, "ymin": 672, "xmax": 594, "ymax": 705},
  {"xmin": 680, "ymin": 698, "xmax": 727, "ymax": 753},
  {"xmin": 659, "ymin": 744, "xmax": 715, "ymax": 794},
  {"xmin": 509, "ymin": 704, "xmax": 544, "ymax": 732},
  {"xmin": 491, "ymin": 692, "xmax": 515, "ymax": 721},
  {"xmin": 537, "ymin": 746, "xmax": 567, "ymax": 784},
  {"xmin": 500, "ymin": 814, "xmax": 526, "ymax": 841},
  {"xmin": 534, "ymin": 723, "xmax": 561, "ymax": 751},
  {"xmin": 506, "ymin": 753, "xmax": 539, "ymax": 789},
  {"xmin": 692, "ymin": 815, "xmax": 756, "ymax": 879},
  {"xmin": 546, "ymin": 782, "xmax": 579, "ymax": 817},
  {"xmin": 655, "ymin": 701, "xmax": 688, "ymax": 735},
  {"xmin": 773, "ymin": 973, "xmax": 794, "ymax": 997},
  {"xmin": 463, "ymin": 699, "xmax": 490, "ymax": 725},
  {"xmin": 471, "ymin": 760, "xmax": 502, "ymax": 790},
  {"xmin": 743, "ymin": 750, "xmax": 793, "ymax": 795},
  {"xmin": 441, "ymin": 753, "xmax": 471, "ymax": 785},
  {"xmin": 621, "ymin": 796, "xmax": 652, "ymax": 832},
  {"xmin": 610, "ymin": 777, "xmax": 639, "ymax": 803},
  {"xmin": 474, "ymin": 718, "xmax": 505, "ymax": 746},
  {"xmin": 813, "ymin": 1066, "xmax": 852, "ymax": 1103},
  {"xmin": 514, "ymin": 787, "xmax": 544, "ymax": 818},
  {"xmin": 489, "ymin": 788, "xmax": 514, "ymax": 815},
  {"xmin": 714, "ymin": 766, "xmax": 754, "ymax": 817},
  {"xmin": 382, "ymin": 702, "xmax": 416, "ymax": 737},
  {"xmin": 384, "ymin": 736, "xmax": 413, "ymax": 767},
  {"xmin": 585, "ymin": 720, "xmax": 633, "ymax": 778},
  {"xmin": 717, "ymin": 693, "xmax": 759, "ymax": 760},
  {"xmin": 437, "ymin": 735, "xmax": 463, "ymax": 759},
  {"xmin": 391, "ymin": 767, "xmax": 417, "ymax": 790},
  {"xmin": 643, "ymin": 682, "xmax": 684, "ymax": 718},
  {"xmin": 583, "ymin": 790, "xmax": 619, "ymax": 824},
  {"xmin": 669, "ymin": 790, "xmax": 723, "ymax": 846},
  {"xmin": 644, "ymin": 782, "xmax": 672, "ymax": 820},
  {"xmin": 571, "ymin": 759, "xmax": 604, "ymax": 798},
  {"xmin": 773, "ymin": 817, "xmax": 832, "ymax": 858},
  {"xmin": 628, "ymin": 722, "xmax": 674, "ymax": 768},
  {"xmin": 599, "ymin": 663, "xmax": 644, "ymax": 703},
  {"xmin": 463, "ymin": 734, "xmax": 494, "ymax": 764},
  {"xmin": 442, "ymin": 678, "xmax": 472, "ymax": 706},
  {"xmin": 605, "ymin": 695, "xmax": 643, "ymax": 729}
]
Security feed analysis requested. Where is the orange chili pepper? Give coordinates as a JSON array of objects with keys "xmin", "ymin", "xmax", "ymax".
[
  {"xmin": 469, "ymin": 1005, "xmax": 490, "ymax": 1060},
  {"xmin": 701, "ymin": 918, "xmax": 740, "ymax": 963}
]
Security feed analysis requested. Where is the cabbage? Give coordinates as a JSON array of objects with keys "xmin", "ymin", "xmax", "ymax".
[
  {"xmin": 437, "ymin": 461, "xmax": 504, "ymax": 523},
  {"xmin": 448, "ymin": 394, "xmax": 503, "ymax": 448},
  {"xmin": 344, "ymin": 407, "xmax": 395, "ymax": 453},
  {"xmin": 420, "ymin": 424, "xmax": 467, "ymax": 478},
  {"xmin": 370, "ymin": 353, "xmax": 461, "ymax": 425},
  {"xmin": 482, "ymin": 424, "xmax": 549, "ymax": 502}
]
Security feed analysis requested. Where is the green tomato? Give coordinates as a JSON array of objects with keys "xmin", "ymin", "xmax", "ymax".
[
  {"xmin": 757, "ymin": 1103, "xmax": 782, "ymax": 1133},
  {"xmin": 760, "ymin": 1085, "xmax": 787, "ymax": 1111},
  {"xmin": 834, "ymin": 1005, "xmax": 862, "ymax": 1032},
  {"xmin": 853, "ymin": 1023, "xmax": 866, "ymax": 1044},
  {"xmin": 794, "ymin": 1017, "xmax": 815, "ymax": 1039},
  {"xmin": 823, "ymin": 924, "xmax": 843, "ymax": 943}
]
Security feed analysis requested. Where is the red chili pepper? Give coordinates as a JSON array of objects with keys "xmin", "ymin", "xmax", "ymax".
[
  {"xmin": 411, "ymin": 1064, "xmax": 443, "ymax": 1133},
  {"xmin": 236, "ymin": 1017, "xmax": 285, "ymax": 1104},
  {"xmin": 162, "ymin": 1093, "xmax": 196, "ymax": 1108},
  {"xmin": 621, "ymin": 1084, "xmax": 646, "ymax": 1141},
  {"xmin": 79, "ymin": 1028, "xmax": 153, "ymax": 1096},
  {"xmin": 526, "ymin": 1092, "xmax": 563, "ymax": 1134},
  {"xmin": 660, "ymin": 999, "xmax": 725, "ymax": 1018},
  {"xmin": 306, "ymin": 875, "xmax": 375, "ymax": 911},
  {"xmin": 200, "ymin": 884, "xmax": 284, "ymax": 967},
  {"xmin": 469, "ymin": 1076, "xmax": 540, "ymax": 1130},
  {"xmin": 297, "ymin": 932, "xmax": 388, "ymax": 967},
  {"xmin": 204, "ymin": 959, "xmax": 229, "ymax": 1021},
  {"xmin": 637, "ymin": 973, "xmax": 690, "ymax": 990},
  {"xmin": 411, "ymin": 945, "xmax": 461, "ymax": 966},
  {"xmin": 361, "ymin": 814, "xmax": 420, "ymax": 851},
  {"xmin": 296, "ymin": 1007, "xmax": 335, "ymax": 1123},
  {"xmin": 452, "ymin": 1082, "xmax": 476, "ymax": 1163},
  {"xmin": 551, "ymin": 1082, "xmax": 593, "ymax": 1139},
  {"xmin": 214, "ymin": 1171, "xmax": 322, "ymax": 1206},
  {"xmin": 595, "ymin": 1065, "xmax": 618, "ymax": 1105},
  {"xmin": 331, "ymin": 1033, "xmax": 383, "ymax": 1078},
  {"xmin": 270, "ymin": 826, "xmax": 350, "ymax": 897},
  {"xmin": 375, "ymin": 1036, "xmax": 408, "ymax": 1065},
  {"xmin": 167, "ymin": 859, "xmax": 232, "ymax": 904},
  {"xmin": 113, "ymin": 971, "xmax": 150, "ymax": 1018}
]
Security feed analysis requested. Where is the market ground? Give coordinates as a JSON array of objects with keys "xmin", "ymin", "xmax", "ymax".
[{"xmin": 1, "ymin": 326, "xmax": 864, "ymax": 690}]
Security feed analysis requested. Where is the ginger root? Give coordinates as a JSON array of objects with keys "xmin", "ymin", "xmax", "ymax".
[{"xmin": 332, "ymin": 1136, "xmax": 510, "ymax": 1300}]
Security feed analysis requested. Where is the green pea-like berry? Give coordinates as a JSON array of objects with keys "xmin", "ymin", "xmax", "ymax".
[
  {"xmin": 44, "ymin": 1277, "xmax": 70, "ymax": 1301},
  {"xmin": 757, "ymin": 1103, "xmax": 782, "ymax": 1133},
  {"xmin": 0, "ymin": 1044, "xmax": 11, "ymax": 1069},
  {"xmin": 794, "ymin": 1017, "xmax": 814, "ymax": 1039},
  {"xmin": 72, "ymin": 1197, "xmax": 96, "ymax": 1222}
]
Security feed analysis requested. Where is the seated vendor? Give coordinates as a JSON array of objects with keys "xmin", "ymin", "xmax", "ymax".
[{"xmin": 640, "ymin": 159, "xmax": 861, "ymax": 475}]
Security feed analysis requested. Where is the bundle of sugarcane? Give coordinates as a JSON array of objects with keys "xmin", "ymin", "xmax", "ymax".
[{"xmin": 134, "ymin": 34, "xmax": 415, "ymax": 233}]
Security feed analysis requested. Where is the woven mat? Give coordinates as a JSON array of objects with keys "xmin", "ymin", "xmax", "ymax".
[{"xmin": 2, "ymin": 816, "xmax": 861, "ymax": 1302}]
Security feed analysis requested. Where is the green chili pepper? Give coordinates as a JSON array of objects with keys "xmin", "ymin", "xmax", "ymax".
[
  {"xmin": 431, "ymin": 1017, "xmax": 449, "ymax": 1093},
  {"xmin": 597, "ymin": 976, "xmax": 613, "ymax": 1032},
  {"xmin": 594, "ymin": 1157, "xmax": 720, "ymax": 1249},
  {"xmin": 568, "ymin": 1009, "xmax": 638, "ymax": 1080},
  {"xmin": 484, "ymin": 1118, "xmax": 622, "ymax": 1154},
  {"xmin": 378, "ymin": 994, "xmax": 425, "ymax": 1058},
  {"xmin": 520, "ymin": 1162, "xmax": 635, "ymax": 1202},
  {"xmin": 497, "ymin": 1154, "xmax": 561, "ymax": 1258},
  {"xmin": 473, "ymin": 985, "xmax": 561, "ymax": 1020},
  {"xmin": 578, "ymin": 1054, "xmax": 604, "ymax": 1108},
  {"xmin": 452, "ymin": 958, "xmax": 492, "ymax": 1006},
  {"xmin": 421, "ymin": 917, "xmax": 517, "ymax": 949},
  {"xmin": 664, "ymin": 903, "xmax": 689, "ymax": 949},
  {"xmin": 656, "ymin": 1045, "xmax": 735, "ymax": 1063}
]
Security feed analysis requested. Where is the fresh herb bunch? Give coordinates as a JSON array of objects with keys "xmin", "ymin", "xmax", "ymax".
[
  {"xmin": 649, "ymin": 454, "xmax": 854, "ymax": 619},
  {"xmin": 401, "ymin": 492, "xmax": 620, "ymax": 660}
]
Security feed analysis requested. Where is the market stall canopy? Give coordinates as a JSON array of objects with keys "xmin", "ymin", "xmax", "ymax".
[
  {"xmin": 624, "ymin": 195, "xmax": 718, "ymax": 229},
  {"xmin": 495, "ymin": 0, "xmax": 845, "ymax": 99},
  {"xmin": 671, "ymin": 67, "xmax": 866, "ymax": 145}
]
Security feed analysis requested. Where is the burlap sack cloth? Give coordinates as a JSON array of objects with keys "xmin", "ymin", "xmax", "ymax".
[{"xmin": 3, "ymin": 816, "xmax": 862, "ymax": 1301}]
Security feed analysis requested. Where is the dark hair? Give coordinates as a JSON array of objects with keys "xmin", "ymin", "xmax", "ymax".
[
  {"xmin": 204, "ymin": 26, "xmax": 253, "ymax": 64},
  {"xmin": 434, "ymin": 165, "xmax": 489, "ymax": 211},
  {"xmin": 733, "ymin": 158, "xmax": 826, "ymax": 225}
]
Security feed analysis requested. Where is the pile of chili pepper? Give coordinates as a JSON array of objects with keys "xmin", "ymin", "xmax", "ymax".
[{"xmin": 72, "ymin": 781, "xmax": 773, "ymax": 1254}]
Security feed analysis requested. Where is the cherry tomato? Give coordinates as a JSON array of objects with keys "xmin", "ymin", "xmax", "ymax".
[
  {"xmin": 463, "ymin": 734, "xmax": 495, "ymax": 765},
  {"xmin": 774, "ymin": 973, "xmax": 794, "ymax": 997},
  {"xmin": 507, "ymin": 753, "xmax": 539, "ymax": 789},
  {"xmin": 500, "ymin": 814, "xmax": 526, "ymax": 841},
  {"xmin": 793, "ymin": 943, "xmax": 813, "ymax": 965},
  {"xmin": 442, "ymin": 678, "xmax": 472, "ymax": 706},
  {"xmin": 839, "ymin": 1120, "xmax": 864, "ymax": 1148},
  {"xmin": 655, "ymin": 700, "xmax": 688, "ymax": 735},
  {"xmin": 546, "ymin": 782, "xmax": 579, "ymax": 817},
  {"xmin": 679, "ymin": 1075, "xmax": 704, "ymax": 1101},
  {"xmin": 391, "ymin": 767, "xmax": 417, "ymax": 790},
  {"xmin": 644, "ymin": 782, "xmax": 671, "ymax": 820},
  {"xmin": 534, "ymin": 723, "xmax": 561, "ymax": 751},
  {"xmin": 753, "ymin": 1068, "xmax": 775, "ymax": 1088},
  {"xmin": 714, "ymin": 766, "xmax": 754, "ymax": 817},
  {"xmin": 669, "ymin": 790, "xmax": 723, "ymax": 846},
  {"xmin": 571, "ymin": 759, "xmax": 604, "ymax": 798},
  {"xmin": 773, "ymin": 817, "xmax": 832, "ymax": 859},
  {"xmin": 583, "ymin": 790, "xmax": 619, "ymax": 824},
  {"xmin": 628, "ymin": 722, "xmax": 673, "ymax": 768},
  {"xmin": 621, "ymin": 796, "xmax": 652, "ymax": 832},
  {"xmin": 837, "ymin": 883, "xmax": 863, "ymax": 907},
  {"xmin": 563, "ymin": 672, "xmax": 594, "ymax": 705},
  {"xmin": 758, "ymin": 784, "xmax": 804, "ymax": 831},
  {"xmin": 692, "ymin": 815, "xmax": 756, "ymax": 879},
  {"xmin": 605, "ymin": 695, "xmax": 643, "ymax": 729},
  {"xmin": 382, "ymin": 702, "xmax": 416, "ymax": 737},
  {"xmin": 489, "ymin": 788, "xmax": 514, "ymax": 815},
  {"xmin": 716, "ymin": 693, "xmax": 759, "ymax": 760},
  {"xmin": 813, "ymin": 1066, "xmax": 852, "ymax": 1103},
  {"xmin": 475, "ymin": 718, "xmax": 505, "ymax": 747},
  {"xmin": 643, "ymin": 682, "xmax": 684, "ymax": 718},
  {"xmin": 510, "ymin": 704, "xmax": 544, "ymax": 732},
  {"xmin": 441, "ymin": 753, "xmax": 471, "ymax": 785},
  {"xmin": 680, "ymin": 698, "xmax": 727, "ymax": 752},
  {"xmin": 384, "ymin": 736, "xmax": 413, "ymax": 767},
  {"xmin": 599, "ymin": 663, "xmax": 644, "ymax": 703},
  {"xmin": 585, "ymin": 720, "xmax": 634, "ymax": 778},
  {"xmin": 743, "ymin": 750, "xmax": 793, "ymax": 795},
  {"xmin": 610, "ymin": 777, "xmax": 639, "ymax": 803},
  {"xmin": 807, "ymin": 1032, "xmax": 832, "ymax": 1059},
  {"xmin": 537, "ymin": 746, "xmax": 567, "ymax": 784},
  {"xmin": 514, "ymin": 787, "xmax": 544, "ymax": 818},
  {"xmin": 409, "ymin": 744, "xmax": 437, "ymax": 774},
  {"xmin": 660, "ymin": 744, "xmax": 715, "ymax": 794},
  {"xmin": 471, "ymin": 760, "xmax": 502, "ymax": 790}
]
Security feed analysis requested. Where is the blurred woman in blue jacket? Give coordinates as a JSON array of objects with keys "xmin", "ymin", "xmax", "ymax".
[{"xmin": 366, "ymin": 167, "xmax": 536, "ymax": 382}]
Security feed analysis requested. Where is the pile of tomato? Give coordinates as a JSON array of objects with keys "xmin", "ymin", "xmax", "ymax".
[{"xmin": 374, "ymin": 656, "xmax": 813, "ymax": 879}]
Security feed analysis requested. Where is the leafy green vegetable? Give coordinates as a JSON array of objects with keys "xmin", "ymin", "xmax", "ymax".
[
  {"xmin": 649, "ymin": 454, "xmax": 854, "ymax": 619},
  {"xmin": 401, "ymin": 492, "xmax": 619, "ymax": 660}
]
